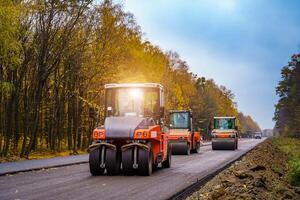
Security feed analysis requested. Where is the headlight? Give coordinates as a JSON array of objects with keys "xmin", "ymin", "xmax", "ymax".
[{"xmin": 134, "ymin": 130, "xmax": 149, "ymax": 139}]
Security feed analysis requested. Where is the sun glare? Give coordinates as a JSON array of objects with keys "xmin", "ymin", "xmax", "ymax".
[
  {"xmin": 216, "ymin": 0, "xmax": 236, "ymax": 12},
  {"xmin": 129, "ymin": 89, "xmax": 143, "ymax": 99}
]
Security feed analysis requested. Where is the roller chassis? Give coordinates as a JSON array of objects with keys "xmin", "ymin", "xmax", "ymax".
[
  {"xmin": 168, "ymin": 132, "xmax": 201, "ymax": 155},
  {"xmin": 168, "ymin": 110, "xmax": 201, "ymax": 155},
  {"xmin": 211, "ymin": 130, "xmax": 239, "ymax": 151},
  {"xmin": 211, "ymin": 117, "xmax": 239, "ymax": 151},
  {"xmin": 89, "ymin": 136, "xmax": 171, "ymax": 176}
]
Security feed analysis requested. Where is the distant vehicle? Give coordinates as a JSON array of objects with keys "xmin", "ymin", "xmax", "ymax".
[
  {"xmin": 168, "ymin": 110, "xmax": 201, "ymax": 155},
  {"xmin": 254, "ymin": 132, "xmax": 262, "ymax": 139},
  {"xmin": 211, "ymin": 117, "xmax": 239, "ymax": 150}
]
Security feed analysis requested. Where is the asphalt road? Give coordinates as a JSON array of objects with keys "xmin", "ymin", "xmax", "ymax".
[
  {"xmin": 0, "ymin": 139, "xmax": 265, "ymax": 200},
  {"xmin": 0, "ymin": 154, "xmax": 89, "ymax": 175}
]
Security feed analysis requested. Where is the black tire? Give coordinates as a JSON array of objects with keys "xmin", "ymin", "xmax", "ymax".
[
  {"xmin": 235, "ymin": 140, "xmax": 238, "ymax": 150},
  {"xmin": 122, "ymin": 148, "xmax": 135, "ymax": 175},
  {"xmin": 171, "ymin": 142, "xmax": 189, "ymax": 155},
  {"xmin": 162, "ymin": 144, "xmax": 171, "ymax": 168},
  {"xmin": 212, "ymin": 142, "xmax": 217, "ymax": 150},
  {"xmin": 191, "ymin": 142, "xmax": 200, "ymax": 153},
  {"xmin": 138, "ymin": 148, "xmax": 152, "ymax": 176},
  {"xmin": 89, "ymin": 147, "xmax": 105, "ymax": 176},
  {"xmin": 106, "ymin": 148, "xmax": 121, "ymax": 175}
]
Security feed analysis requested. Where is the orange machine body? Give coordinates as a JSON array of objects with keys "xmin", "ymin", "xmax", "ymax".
[
  {"xmin": 168, "ymin": 110, "xmax": 201, "ymax": 154},
  {"xmin": 89, "ymin": 83, "xmax": 171, "ymax": 176},
  {"xmin": 92, "ymin": 124, "xmax": 169, "ymax": 165},
  {"xmin": 168, "ymin": 129, "xmax": 201, "ymax": 152},
  {"xmin": 211, "ymin": 117, "xmax": 239, "ymax": 150}
]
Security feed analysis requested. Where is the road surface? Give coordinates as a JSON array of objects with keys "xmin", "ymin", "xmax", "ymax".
[
  {"xmin": 0, "ymin": 154, "xmax": 88, "ymax": 175},
  {"xmin": 0, "ymin": 139, "xmax": 264, "ymax": 200},
  {"xmin": 0, "ymin": 142, "xmax": 211, "ymax": 175}
]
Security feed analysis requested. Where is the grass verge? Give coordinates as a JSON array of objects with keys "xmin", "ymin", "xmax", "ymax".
[{"xmin": 272, "ymin": 137, "xmax": 300, "ymax": 186}]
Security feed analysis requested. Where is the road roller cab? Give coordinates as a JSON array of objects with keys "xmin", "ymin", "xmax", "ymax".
[
  {"xmin": 168, "ymin": 110, "xmax": 201, "ymax": 155},
  {"xmin": 88, "ymin": 83, "xmax": 171, "ymax": 176},
  {"xmin": 211, "ymin": 117, "xmax": 238, "ymax": 150}
]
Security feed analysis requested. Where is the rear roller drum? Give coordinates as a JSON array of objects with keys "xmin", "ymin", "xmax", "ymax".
[
  {"xmin": 89, "ymin": 147, "xmax": 105, "ymax": 175},
  {"xmin": 122, "ymin": 148, "xmax": 135, "ymax": 175},
  {"xmin": 106, "ymin": 148, "xmax": 121, "ymax": 175},
  {"xmin": 171, "ymin": 142, "xmax": 190, "ymax": 155},
  {"xmin": 138, "ymin": 148, "xmax": 152, "ymax": 176}
]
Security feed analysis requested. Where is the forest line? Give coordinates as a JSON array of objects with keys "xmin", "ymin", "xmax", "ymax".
[{"xmin": 0, "ymin": 0, "xmax": 260, "ymax": 158}]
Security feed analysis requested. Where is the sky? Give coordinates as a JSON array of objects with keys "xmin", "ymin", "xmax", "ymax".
[{"xmin": 119, "ymin": 0, "xmax": 300, "ymax": 129}]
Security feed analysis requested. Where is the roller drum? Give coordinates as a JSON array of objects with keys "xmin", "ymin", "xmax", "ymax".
[
  {"xmin": 171, "ymin": 142, "xmax": 190, "ymax": 155},
  {"xmin": 212, "ymin": 140, "xmax": 236, "ymax": 150}
]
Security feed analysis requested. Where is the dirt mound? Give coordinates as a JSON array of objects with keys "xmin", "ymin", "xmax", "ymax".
[{"xmin": 186, "ymin": 139, "xmax": 300, "ymax": 200}]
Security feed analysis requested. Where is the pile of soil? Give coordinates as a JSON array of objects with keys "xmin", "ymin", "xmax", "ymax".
[{"xmin": 186, "ymin": 139, "xmax": 300, "ymax": 200}]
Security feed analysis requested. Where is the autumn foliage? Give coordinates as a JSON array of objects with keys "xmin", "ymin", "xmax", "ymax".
[
  {"xmin": 0, "ymin": 0, "xmax": 260, "ymax": 158},
  {"xmin": 274, "ymin": 53, "xmax": 300, "ymax": 137}
]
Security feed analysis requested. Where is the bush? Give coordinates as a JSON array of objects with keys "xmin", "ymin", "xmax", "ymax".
[
  {"xmin": 288, "ymin": 159, "xmax": 300, "ymax": 186},
  {"xmin": 272, "ymin": 137, "xmax": 300, "ymax": 186}
]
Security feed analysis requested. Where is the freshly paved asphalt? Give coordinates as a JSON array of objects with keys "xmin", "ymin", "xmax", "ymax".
[
  {"xmin": 0, "ymin": 154, "xmax": 88, "ymax": 175},
  {"xmin": 0, "ymin": 142, "xmax": 211, "ymax": 176},
  {"xmin": 0, "ymin": 139, "xmax": 264, "ymax": 200}
]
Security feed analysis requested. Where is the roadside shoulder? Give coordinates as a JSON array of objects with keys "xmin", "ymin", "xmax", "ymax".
[{"xmin": 186, "ymin": 138, "xmax": 300, "ymax": 200}]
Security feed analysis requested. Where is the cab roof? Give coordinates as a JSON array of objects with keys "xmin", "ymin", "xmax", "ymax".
[
  {"xmin": 169, "ymin": 110, "xmax": 191, "ymax": 113},
  {"xmin": 105, "ymin": 83, "xmax": 163, "ymax": 90},
  {"xmin": 214, "ymin": 117, "xmax": 236, "ymax": 119}
]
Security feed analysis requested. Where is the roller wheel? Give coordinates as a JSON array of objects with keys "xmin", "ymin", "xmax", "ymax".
[
  {"xmin": 162, "ymin": 144, "xmax": 171, "ymax": 168},
  {"xmin": 171, "ymin": 142, "xmax": 190, "ymax": 155},
  {"xmin": 212, "ymin": 142, "xmax": 219, "ymax": 150},
  {"xmin": 122, "ymin": 148, "xmax": 135, "ymax": 175},
  {"xmin": 138, "ymin": 148, "xmax": 152, "ymax": 176},
  {"xmin": 89, "ymin": 148, "xmax": 105, "ymax": 175},
  {"xmin": 106, "ymin": 148, "xmax": 121, "ymax": 175},
  {"xmin": 191, "ymin": 142, "xmax": 200, "ymax": 153}
]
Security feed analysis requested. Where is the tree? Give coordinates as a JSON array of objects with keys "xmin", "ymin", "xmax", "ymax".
[
  {"xmin": 274, "ymin": 53, "xmax": 300, "ymax": 137},
  {"xmin": 0, "ymin": 0, "xmax": 260, "ymax": 159}
]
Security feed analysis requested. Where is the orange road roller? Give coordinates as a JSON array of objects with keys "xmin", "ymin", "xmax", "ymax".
[
  {"xmin": 211, "ymin": 117, "xmax": 238, "ymax": 150},
  {"xmin": 168, "ymin": 110, "xmax": 201, "ymax": 155},
  {"xmin": 88, "ymin": 83, "xmax": 171, "ymax": 176}
]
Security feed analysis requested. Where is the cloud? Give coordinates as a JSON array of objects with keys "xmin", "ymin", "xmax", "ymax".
[{"xmin": 122, "ymin": 0, "xmax": 300, "ymax": 129}]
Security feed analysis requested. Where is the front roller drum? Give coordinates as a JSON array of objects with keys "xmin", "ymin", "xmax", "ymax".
[
  {"xmin": 171, "ymin": 142, "xmax": 190, "ymax": 155},
  {"xmin": 138, "ymin": 148, "xmax": 152, "ymax": 176},
  {"xmin": 106, "ymin": 148, "xmax": 121, "ymax": 175},
  {"xmin": 89, "ymin": 147, "xmax": 105, "ymax": 175},
  {"xmin": 212, "ymin": 140, "xmax": 236, "ymax": 150}
]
